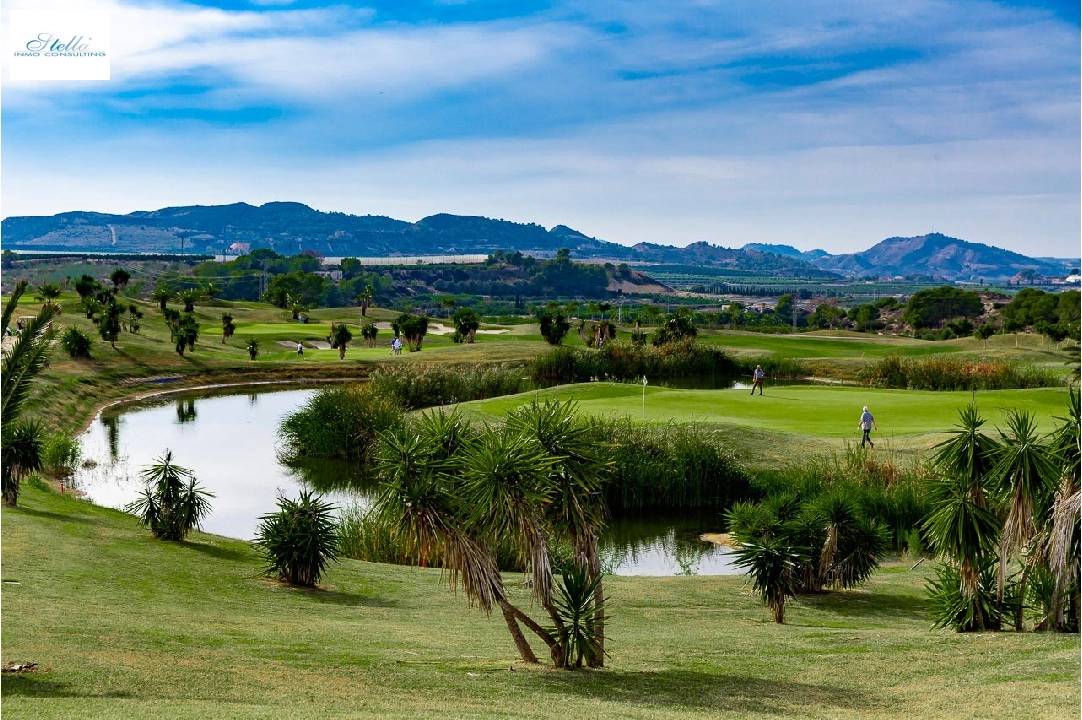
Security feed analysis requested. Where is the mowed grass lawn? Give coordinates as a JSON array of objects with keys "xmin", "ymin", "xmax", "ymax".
[
  {"xmin": 3, "ymin": 486, "xmax": 1078, "ymax": 719},
  {"xmin": 462, "ymin": 383, "xmax": 1071, "ymax": 439}
]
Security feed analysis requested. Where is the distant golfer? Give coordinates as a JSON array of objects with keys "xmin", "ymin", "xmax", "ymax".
[
  {"xmin": 296, "ymin": 342, "xmax": 304, "ymax": 358},
  {"xmin": 750, "ymin": 365, "xmax": 765, "ymax": 396},
  {"xmin": 858, "ymin": 406, "xmax": 878, "ymax": 448}
]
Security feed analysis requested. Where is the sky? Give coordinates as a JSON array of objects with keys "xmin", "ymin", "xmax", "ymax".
[{"xmin": 1, "ymin": 0, "xmax": 1079, "ymax": 256}]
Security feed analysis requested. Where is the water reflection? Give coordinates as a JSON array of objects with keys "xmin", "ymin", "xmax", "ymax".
[
  {"xmin": 102, "ymin": 414, "xmax": 121, "ymax": 461},
  {"xmin": 176, "ymin": 398, "xmax": 197, "ymax": 423},
  {"xmin": 601, "ymin": 516, "xmax": 739, "ymax": 576},
  {"xmin": 74, "ymin": 387, "xmax": 742, "ymax": 575}
]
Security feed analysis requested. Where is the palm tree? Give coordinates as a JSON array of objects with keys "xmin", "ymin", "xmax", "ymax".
[
  {"xmin": 221, "ymin": 314, "xmax": 236, "ymax": 344},
  {"xmin": 178, "ymin": 288, "xmax": 202, "ymax": 313},
  {"xmin": 109, "ymin": 268, "xmax": 131, "ymax": 291},
  {"xmin": 246, "ymin": 338, "xmax": 260, "ymax": 361},
  {"xmin": 34, "ymin": 283, "xmax": 62, "ymax": 307},
  {"xmin": 126, "ymin": 450, "xmax": 213, "ymax": 541},
  {"xmin": 359, "ymin": 285, "xmax": 375, "ymax": 317},
  {"xmin": 923, "ymin": 403, "xmax": 1002, "ymax": 627},
  {"xmin": 372, "ymin": 406, "xmax": 610, "ymax": 669},
  {"xmin": 96, "ymin": 299, "xmax": 123, "ymax": 348},
  {"xmin": 992, "ymin": 409, "xmax": 1061, "ymax": 630},
  {"xmin": 151, "ymin": 286, "xmax": 172, "ymax": 311},
  {"xmin": 1043, "ymin": 389, "xmax": 1081, "ymax": 630},
  {"xmin": 331, "ymin": 322, "xmax": 353, "ymax": 359},
  {"xmin": 2, "ymin": 419, "xmax": 45, "ymax": 506},
  {"xmin": 733, "ymin": 536, "xmax": 802, "ymax": 623},
  {"xmin": 256, "ymin": 490, "xmax": 340, "ymax": 587},
  {"xmin": 506, "ymin": 399, "xmax": 610, "ymax": 666},
  {"xmin": 2, "ymin": 280, "xmax": 60, "ymax": 507},
  {"xmin": 452, "ymin": 308, "xmax": 480, "ymax": 344},
  {"xmin": 203, "ymin": 282, "xmax": 219, "ymax": 301},
  {"xmin": 361, "ymin": 322, "xmax": 378, "ymax": 348}
]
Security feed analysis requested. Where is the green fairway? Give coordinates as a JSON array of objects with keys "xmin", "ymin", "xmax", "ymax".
[
  {"xmin": 3, "ymin": 486, "xmax": 1078, "ymax": 719},
  {"xmin": 461, "ymin": 382, "xmax": 1071, "ymax": 439},
  {"xmin": 699, "ymin": 329, "xmax": 964, "ymax": 359}
]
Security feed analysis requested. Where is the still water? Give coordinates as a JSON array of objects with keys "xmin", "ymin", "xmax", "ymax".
[{"xmin": 73, "ymin": 387, "xmax": 740, "ymax": 576}]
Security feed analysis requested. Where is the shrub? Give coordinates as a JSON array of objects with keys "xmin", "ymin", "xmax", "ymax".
[
  {"xmin": 256, "ymin": 489, "xmax": 340, "ymax": 587},
  {"xmin": 126, "ymin": 451, "xmax": 213, "ymax": 541},
  {"xmin": 60, "ymin": 327, "xmax": 93, "ymax": 358}
]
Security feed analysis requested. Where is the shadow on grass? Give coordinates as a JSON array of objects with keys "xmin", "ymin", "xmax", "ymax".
[
  {"xmin": 307, "ymin": 588, "xmax": 399, "ymax": 608},
  {"xmin": 256, "ymin": 578, "xmax": 399, "ymax": 608},
  {"xmin": 798, "ymin": 588, "xmax": 927, "ymax": 621},
  {"xmin": 12, "ymin": 506, "xmax": 97, "ymax": 525},
  {"xmin": 181, "ymin": 540, "xmax": 252, "ymax": 563},
  {"xmin": 541, "ymin": 669, "xmax": 876, "ymax": 714},
  {"xmin": 1, "ymin": 675, "xmax": 133, "ymax": 699},
  {"xmin": 111, "ymin": 346, "xmax": 154, "ymax": 373}
]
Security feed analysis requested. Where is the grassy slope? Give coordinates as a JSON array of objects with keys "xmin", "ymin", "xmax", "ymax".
[{"xmin": 3, "ymin": 486, "xmax": 1078, "ymax": 719}]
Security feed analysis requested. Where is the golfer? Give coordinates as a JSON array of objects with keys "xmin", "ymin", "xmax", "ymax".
[
  {"xmin": 858, "ymin": 406, "xmax": 878, "ymax": 448},
  {"xmin": 750, "ymin": 365, "xmax": 765, "ymax": 396}
]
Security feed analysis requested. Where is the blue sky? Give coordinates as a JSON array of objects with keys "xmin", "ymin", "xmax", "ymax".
[{"xmin": 2, "ymin": 0, "xmax": 1079, "ymax": 256}]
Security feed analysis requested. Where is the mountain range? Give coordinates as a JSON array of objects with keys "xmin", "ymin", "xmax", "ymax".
[{"xmin": 2, "ymin": 203, "xmax": 1075, "ymax": 282}]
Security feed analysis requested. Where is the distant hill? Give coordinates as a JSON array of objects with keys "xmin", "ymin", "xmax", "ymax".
[
  {"xmin": 810, "ymin": 233, "xmax": 1072, "ymax": 282},
  {"xmin": 742, "ymin": 243, "xmax": 830, "ymax": 262},
  {"xmin": 1, "ymin": 202, "xmax": 834, "ymax": 278}
]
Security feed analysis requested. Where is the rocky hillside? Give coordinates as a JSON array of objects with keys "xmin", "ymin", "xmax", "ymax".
[{"xmin": 809, "ymin": 233, "xmax": 1072, "ymax": 282}]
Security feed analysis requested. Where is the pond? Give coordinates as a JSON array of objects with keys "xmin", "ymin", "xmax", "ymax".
[{"xmin": 72, "ymin": 387, "xmax": 741, "ymax": 576}]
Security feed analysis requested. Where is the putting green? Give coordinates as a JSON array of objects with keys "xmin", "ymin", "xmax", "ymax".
[{"xmin": 462, "ymin": 382, "xmax": 1071, "ymax": 438}]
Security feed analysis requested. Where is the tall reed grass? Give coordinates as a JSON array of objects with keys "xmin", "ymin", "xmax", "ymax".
[
  {"xmin": 860, "ymin": 355, "xmax": 1060, "ymax": 390},
  {"xmin": 369, "ymin": 364, "xmax": 528, "ymax": 409},
  {"xmin": 587, "ymin": 418, "xmax": 751, "ymax": 514},
  {"xmin": 531, "ymin": 340, "xmax": 739, "ymax": 387},
  {"xmin": 278, "ymin": 384, "xmax": 404, "ymax": 461}
]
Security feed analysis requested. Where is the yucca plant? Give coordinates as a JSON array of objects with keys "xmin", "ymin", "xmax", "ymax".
[
  {"xmin": 733, "ymin": 535, "xmax": 803, "ymax": 623},
  {"xmin": 126, "ymin": 451, "xmax": 214, "ymax": 541},
  {"xmin": 256, "ymin": 489, "xmax": 340, "ymax": 587},
  {"xmin": 991, "ymin": 409, "xmax": 1060, "ymax": 630},
  {"xmin": 551, "ymin": 564, "xmax": 606, "ymax": 668},
  {"xmin": 927, "ymin": 556, "xmax": 1016, "ymax": 632}
]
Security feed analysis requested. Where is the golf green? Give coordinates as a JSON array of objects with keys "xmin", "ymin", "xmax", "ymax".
[{"xmin": 462, "ymin": 382, "xmax": 1071, "ymax": 438}]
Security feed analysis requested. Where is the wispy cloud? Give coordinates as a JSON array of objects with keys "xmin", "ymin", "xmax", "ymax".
[{"xmin": 2, "ymin": 0, "xmax": 1078, "ymax": 256}]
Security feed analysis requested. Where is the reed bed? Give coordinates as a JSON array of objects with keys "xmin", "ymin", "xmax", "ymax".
[
  {"xmin": 278, "ymin": 384, "xmax": 404, "ymax": 461},
  {"xmin": 531, "ymin": 340, "xmax": 739, "ymax": 387},
  {"xmin": 587, "ymin": 418, "xmax": 752, "ymax": 515},
  {"xmin": 860, "ymin": 355, "xmax": 1060, "ymax": 391},
  {"xmin": 369, "ymin": 364, "xmax": 528, "ymax": 409}
]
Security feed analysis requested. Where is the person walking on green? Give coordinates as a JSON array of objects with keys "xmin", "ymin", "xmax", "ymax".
[
  {"xmin": 750, "ymin": 365, "xmax": 765, "ymax": 395},
  {"xmin": 858, "ymin": 406, "xmax": 878, "ymax": 448}
]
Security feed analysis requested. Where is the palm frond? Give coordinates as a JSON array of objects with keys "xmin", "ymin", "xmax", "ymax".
[
  {"xmin": 1, "ymin": 280, "xmax": 28, "ymax": 335},
  {"xmin": 1, "ymin": 303, "xmax": 61, "ymax": 420}
]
